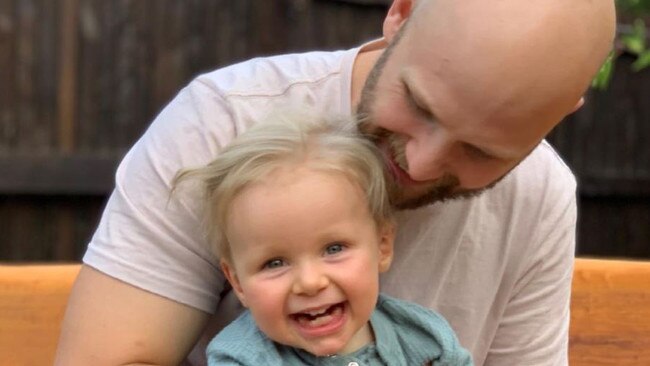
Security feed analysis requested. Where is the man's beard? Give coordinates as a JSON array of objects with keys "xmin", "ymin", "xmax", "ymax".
[
  {"xmin": 355, "ymin": 29, "xmax": 498, "ymax": 210},
  {"xmin": 366, "ymin": 126, "xmax": 493, "ymax": 209}
]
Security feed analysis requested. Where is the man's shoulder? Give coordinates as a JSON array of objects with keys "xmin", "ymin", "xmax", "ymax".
[
  {"xmin": 524, "ymin": 140, "xmax": 575, "ymax": 181},
  {"xmin": 192, "ymin": 48, "xmax": 357, "ymax": 99},
  {"xmin": 489, "ymin": 140, "xmax": 576, "ymax": 205}
]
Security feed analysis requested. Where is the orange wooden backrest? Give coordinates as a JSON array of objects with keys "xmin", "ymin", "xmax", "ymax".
[
  {"xmin": 569, "ymin": 258, "xmax": 650, "ymax": 365},
  {"xmin": 0, "ymin": 264, "xmax": 80, "ymax": 366},
  {"xmin": 1, "ymin": 259, "xmax": 649, "ymax": 365}
]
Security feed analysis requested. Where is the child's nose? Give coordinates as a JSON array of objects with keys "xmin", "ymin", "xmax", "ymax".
[{"xmin": 292, "ymin": 264, "xmax": 329, "ymax": 296}]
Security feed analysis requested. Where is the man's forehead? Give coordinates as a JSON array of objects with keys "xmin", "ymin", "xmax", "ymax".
[
  {"xmin": 409, "ymin": 0, "xmax": 614, "ymax": 85},
  {"xmin": 401, "ymin": 0, "xmax": 614, "ymax": 126}
]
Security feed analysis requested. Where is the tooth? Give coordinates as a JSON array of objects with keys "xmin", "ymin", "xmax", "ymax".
[{"xmin": 307, "ymin": 308, "xmax": 326, "ymax": 316}]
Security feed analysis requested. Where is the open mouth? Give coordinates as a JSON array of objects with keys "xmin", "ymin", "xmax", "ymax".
[
  {"xmin": 291, "ymin": 302, "xmax": 345, "ymax": 329},
  {"xmin": 387, "ymin": 156, "xmax": 411, "ymax": 184},
  {"xmin": 378, "ymin": 142, "xmax": 402, "ymax": 178},
  {"xmin": 381, "ymin": 144, "xmax": 417, "ymax": 186}
]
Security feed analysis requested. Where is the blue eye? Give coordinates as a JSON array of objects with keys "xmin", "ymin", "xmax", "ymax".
[
  {"xmin": 325, "ymin": 243, "xmax": 345, "ymax": 255},
  {"xmin": 263, "ymin": 258, "xmax": 285, "ymax": 270}
]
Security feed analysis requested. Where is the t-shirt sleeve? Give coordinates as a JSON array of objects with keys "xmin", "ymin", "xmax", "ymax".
[
  {"xmin": 83, "ymin": 77, "xmax": 240, "ymax": 313},
  {"xmin": 484, "ymin": 142, "xmax": 577, "ymax": 366}
]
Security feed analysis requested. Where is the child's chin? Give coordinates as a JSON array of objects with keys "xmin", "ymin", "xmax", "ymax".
[{"xmin": 302, "ymin": 340, "xmax": 347, "ymax": 357}]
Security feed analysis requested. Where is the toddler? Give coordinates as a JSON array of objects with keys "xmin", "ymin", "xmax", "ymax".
[{"xmin": 174, "ymin": 112, "xmax": 473, "ymax": 365}]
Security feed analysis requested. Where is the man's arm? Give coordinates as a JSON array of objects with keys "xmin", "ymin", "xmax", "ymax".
[
  {"xmin": 53, "ymin": 78, "xmax": 237, "ymax": 365},
  {"xmin": 485, "ymin": 224, "xmax": 574, "ymax": 365},
  {"xmin": 54, "ymin": 265, "xmax": 210, "ymax": 366},
  {"xmin": 485, "ymin": 145, "xmax": 577, "ymax": 365}
]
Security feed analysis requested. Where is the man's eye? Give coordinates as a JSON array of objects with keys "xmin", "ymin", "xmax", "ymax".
[
  {"xmin": 410, "ymin": 99, "xmax": 430, "ymax": 117},
  {"xmin": 325, "ymin": 243, "xmax": 345, "ymax": 255},
  {"xmin": 263, "ymin": 259, "xmax": 285, "ymax": 270},
  {"xmin": 464, "ymin": 143, "xmax": 497, "ymax": 161},
  {"xmin": 404, "ymin": 84, "xmax": 433, "ymax": 119}
]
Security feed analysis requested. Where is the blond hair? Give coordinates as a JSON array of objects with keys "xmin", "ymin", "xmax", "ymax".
[{"xmin": 173, "ymin": 111, "xmax": 393, "ymax": 261}]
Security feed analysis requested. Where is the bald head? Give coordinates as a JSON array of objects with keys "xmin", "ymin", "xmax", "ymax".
[
  {"xmin": 354, "ymin": 0, "xmax": 616, "ymax": 204},
  {"xmin": 403, "ymin": 0, "xmax": 616, "ymax": 138}
]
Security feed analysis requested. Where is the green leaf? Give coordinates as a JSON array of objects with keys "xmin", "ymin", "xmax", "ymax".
[
  {"xmin": 632, "ymin": 18, "xmax": 647, "ymax": 39},
  {"xmin": 621, "ymin": 19, "xmax": 647, "ymax": 54},
  {"xmin": 622, "ymin": 34, "xmax": 645, "ymax": 54},
  {"xmin": 591, "ymin": 51, "xmax": 615, "ymax": 90},
  {"xmin": 632, "ymin": 50, "xmax": 650, "ymax": 71}
]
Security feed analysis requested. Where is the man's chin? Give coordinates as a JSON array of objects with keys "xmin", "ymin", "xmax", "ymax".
[{"xmin": 392, "ymin": 186, "xmax": 487, "ymax": 210}]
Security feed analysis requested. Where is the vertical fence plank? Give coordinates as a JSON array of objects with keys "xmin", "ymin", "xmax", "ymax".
[
  {"xmin": 56, "ymin": 0, "xmax": 80, "ymax": 260},
  {"xmin": 39, "ymin": 0, "xmax": 60, "ymax": 152},
  {"xmin": 0, "ymin": 0, "xmax": 16, "ymax": 152},
  {"xmin": 15, "ymin": 0, "xmax": 37, "ymax": 150},
  {"xmin": 77, "ymin": 0, "xmax": 102, "ymax": 153},
  {"xmin": 58, "ymin": 0, "xmax": 78, "ymax": 154},
  {"xmin": 11, "ymin": 0, "xmax": 57, "ymax": 152}
]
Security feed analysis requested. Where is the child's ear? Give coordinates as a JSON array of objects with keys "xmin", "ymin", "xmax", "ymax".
[
  {"xmin": 221, "ymin": 260, "xmax": 248, "ymax": 308},
  {"xmin": 378, "ymin": 220, "xmax": 396, "ymax": 273}
]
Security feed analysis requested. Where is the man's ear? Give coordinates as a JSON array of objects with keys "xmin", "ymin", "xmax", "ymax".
[
  {"xmin": 377, "ymin": 221, "xmax": 396, "ymax": 273},
  {"xmin": 383, "ymin": 0, "xmax": 414, "ymax": 42},
  {"xmin": 221, "ymin": 260, "xmax": 248, "ymax": 307}
]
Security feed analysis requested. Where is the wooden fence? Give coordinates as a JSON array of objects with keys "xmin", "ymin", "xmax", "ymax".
[
  {"xmin": 550, "ymin": 52, "xmax": 650, "ymax": 259},
  {"xmin": 0, "ymin": 0, "xmax": 649, "ymax": 261}
]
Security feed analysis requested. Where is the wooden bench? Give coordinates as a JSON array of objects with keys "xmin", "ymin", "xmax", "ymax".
[
  {"xmin": 1, "ymin": 259, "xmax": 649, "ymax": 365},
  {"xmin": 0, "ymin": 264, "xmax": 80, "ymax": 366},
  {"xmin": 569, "ymin": 258, "xmax": 650, "ymax": 365}
]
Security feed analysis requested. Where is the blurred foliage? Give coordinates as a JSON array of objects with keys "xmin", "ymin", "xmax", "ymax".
[
  {"xmin": 617, "ymin": 0, "xmax": 650, "ymax": 15},
  {"xmin": 592, "ymin": 0, "xmax": 650, "ymax": 90}
]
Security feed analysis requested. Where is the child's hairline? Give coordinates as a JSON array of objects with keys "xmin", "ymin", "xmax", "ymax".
[
  {"xmin": 219, "ymin": 158, "xmax": 393, "ymax": 252},
  {"xmin": 217, "ymin": 152, "xmax": 393, "ymax": 266}
]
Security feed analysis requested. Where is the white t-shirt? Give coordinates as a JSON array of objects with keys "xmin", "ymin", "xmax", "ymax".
[{"xmin": 84, "ymin": 41, "xmax": 576, "ymax": 366}]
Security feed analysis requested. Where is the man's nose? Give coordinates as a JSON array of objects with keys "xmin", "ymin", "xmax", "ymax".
[
  {"xmin": 291, "ymin": 264, "xmax": 329, "ymax": 296},
  {"xmin": 405, "ymin": 132, "xmax": 454, "ymax": 182}
]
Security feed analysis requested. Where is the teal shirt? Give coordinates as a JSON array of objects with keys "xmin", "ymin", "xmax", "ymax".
[{"xmin": 206, "ymin": 294, "xmax": 473, "ymax": 365}]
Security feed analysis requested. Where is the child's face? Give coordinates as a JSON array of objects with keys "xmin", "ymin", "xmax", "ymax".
[{"xmin": 221, "ymin": 165, "xmax": 394, "ymax": 356}]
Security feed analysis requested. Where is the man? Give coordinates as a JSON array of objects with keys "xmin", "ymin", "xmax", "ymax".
[{"xmin": 55, "ymin": 0, "xmax": 615, "ymax": 365}]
